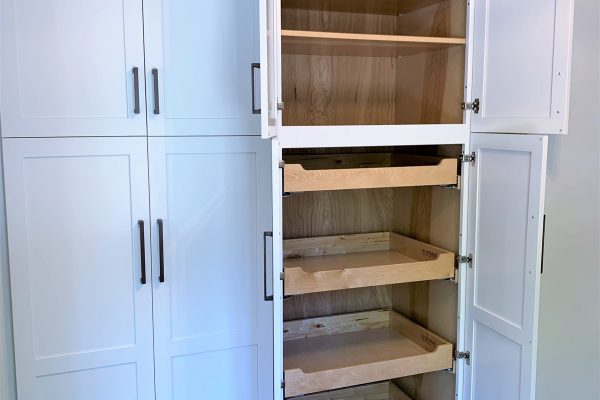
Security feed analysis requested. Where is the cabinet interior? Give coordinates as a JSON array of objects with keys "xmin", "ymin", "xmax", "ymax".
[
  {"xmin": 280, "ymin": 0, "xmax": 467, "ymax": 126},
  {"xmin": 282, "ymin": 145, "xmax": 462, "ymax": 400}
]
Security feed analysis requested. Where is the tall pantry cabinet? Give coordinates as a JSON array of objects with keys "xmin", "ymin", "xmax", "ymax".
[
  {"xmin": 1, "ymin": 1, "xmax": 272, "ymax": 400},
  {"xmin": 257, "ymin": 0, "xmax": 574, "ymax": 400}
]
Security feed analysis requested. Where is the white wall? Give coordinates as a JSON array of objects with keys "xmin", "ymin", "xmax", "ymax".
[{"xmin": 536, "ymin": 0, "xmax": 600, "ymax": 399}]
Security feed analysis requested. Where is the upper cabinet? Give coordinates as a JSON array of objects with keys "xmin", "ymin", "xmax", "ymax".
[
  {"xmin": 260, "ymin": 0, "xmax": 574, "ymax": 143},
  {"xmin": 0, "ymin": 0, "xmax": 147, "ymax": 137},
  {"xmin": 143, "ymin": 0, "xmax": 261, "ymax": 136},
  {"xmin": 1, "ymin": 0, "xmax": 262, "ymax": 138},
  {"xmin": 470, "ymin": 0, "xmax": 574, "ymax": 135}
]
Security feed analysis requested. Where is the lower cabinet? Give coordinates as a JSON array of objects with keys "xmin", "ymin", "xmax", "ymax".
[
  {"xmin": 275, "ymin": 135, "xmax": 549, "ymax": 400},
  {"xmin": 3, "ymin": 136, "xmax": 273, "ymax": 400}
]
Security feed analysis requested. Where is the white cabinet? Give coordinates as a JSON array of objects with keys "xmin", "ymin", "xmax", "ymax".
[
  {"xmin": 259, "ymin": 0, "xmax": 574, "ymax": 143},
  {"xmin": 148, "ymin": 137, "xmax": 273, "ymax": 399},
  {"xmin": 2, "ymin": 136, "xmax": 273, "ymax": 399},
  {"xmin": 143, "ymin": 0, "xmax": 261, "ymax": 136},
  {"xmin": 2, "ymin": 138, "xmax": 155, "ymax": 399},
  {"xmin": 0, "ymin": 0, "xmax": 147, "ymax": 137},
  {"xmin": 465, "ymin": 134, "xmax": 547, "ymax": 400},
  {"xmin": 0, "ymin": 0, "xmax": 262, "ymax": 138},
  {"xmin": 271, "ymin": 135, "xmax": 549, "ymax": 400}
]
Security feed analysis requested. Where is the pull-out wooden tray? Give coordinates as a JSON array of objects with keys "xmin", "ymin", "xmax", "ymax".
[
  {"xmin": 284, "ymin": 232, "xmax": 455, "ymax": 295},
  {"xmin": 283, "ymin": 154, "xmax": 458, "ymax": 192},
  {"xmin": 284, "ymin": 310, "xmax": 453, "ymax": 397},
  {"xmin": 288, "ymin": 381, "xmax": 411, "ymax": 400}
]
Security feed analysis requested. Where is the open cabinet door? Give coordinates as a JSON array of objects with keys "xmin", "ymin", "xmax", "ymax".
[
  {"xmin": 470, "ymin": 0, "xmax": 574, "ymax": 135},
  {"xmin": 464, "ymin": 134, "xmax": 547, "ymax": 400},
  {"xmin": 271, "ymin": 141, "xmax": 284, "ymax": 399},
  {"xmin": 259, "ymin": 0, "xmax": 280, "ymax": 138}
]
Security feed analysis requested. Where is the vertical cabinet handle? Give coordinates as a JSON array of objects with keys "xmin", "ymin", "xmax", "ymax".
[
  {"xmin": 138, "ymin": 220, "xmax": 147, "ymax": 284},
  {"xmin": 152, "ymin": 68, "xmax": 160, "ymax": 114},
  {"xmin": 132, "ymin": 67, "xmax": 140, "ymax": 114},
  {"xmin": 251, "ymin": 63, "xmax": 261, "ymax": 114},
  {"xmin": 158, "ymin": 219, "xmax": 165, "ymax": 282},
  {"xmin": 263, "ymin": 231, "xmax": 273, "ymax": 301}
]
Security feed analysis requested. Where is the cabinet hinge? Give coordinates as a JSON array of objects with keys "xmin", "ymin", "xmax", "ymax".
[
  {"xmin": 461, "ymin": 98, "xmax": 480, "ymax": 114},
  {"xmin": 281, "ymin": 379, "xmax": 286, "ymax": 389},
  {"xmin": 279, "ymin": 161, "xmax": 292, "ymax": 197},
  {"xmin": 459, "ymin": 152, "xmax": 476, "ymax": 164},
  {"xmin": 280, "ymin": 271, "xmax": 285, "ymax": 281},
  {"xmin": 454, "ymin": 350, "xmax": 471, "ymax": 365},
  {"xmin": 277, "ymin": 101, "xmax": 285, "ymax": 111},
  {"xmin": 457, "ymin": 254, "xmax": 473, "ymax": 268}
]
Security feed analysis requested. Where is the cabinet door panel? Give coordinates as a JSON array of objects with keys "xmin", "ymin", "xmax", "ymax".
[
  {"xmin": 470, "ymin": 0, "xmax": 573, "ymax": 134},
  {"xmin": 149, "ymin": 137, "xmax": 273, "ymax": 400},
  {"xmin": 464, "ymin": 133, "xmax": 547, "ymax": 400},
  {"xmin": 3, "ymin": 138, "xmax": 154, "ymax": 399},
  {"xmin": 144, "ymin": 0, "xmax": 260, "ymax": 136},
  {"xmin": 0, "ymin": 0, "xmax": 146, "ymax": 137}
]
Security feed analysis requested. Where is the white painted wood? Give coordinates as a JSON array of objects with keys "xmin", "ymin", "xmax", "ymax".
[
  {"xmin": 149, "ymin": 137, "xmax": 273, "ymax": 400},
  {"xmin": 143, "ymin": 0, "xmax": 261, "ymax": 136},
  {"xmin": 2, "ymin": 138, "xmax": 155, "ymax": 399},
  {"xmin": 260, "ymin": 0, "xmax": 281, "ymax": 138},
  {"xmin": 464, "ymin": 134, "xmax": 548, "ymax": 400},
  {"xmin": 271, "ymin": 140, "xmax": 284, "ymax": 400},
  {"xmin": 0, "ymin": 0, "xmax": 146, "ymax": 137},
  {"xmin": 470, "ymin": 0, "xmax": 574, "ymax": 135},
  {"xmin": 277, "ymin": 124, "xmax": 470, "ymax": 149}
]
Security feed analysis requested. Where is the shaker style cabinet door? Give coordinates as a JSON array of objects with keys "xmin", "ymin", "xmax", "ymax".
[
  {"xmin": 143, "ymin": 0, "xmax": 261, "ymax": 136},
  {"xmin": 148, "ymin": 137, "xmax": 273, "ymax": 399},
  {"xmin": 2, "ymin": 138, "xmax": 155, "ymax": 400},
  {"xmin": 470, "ymin": 0, "xmax": 574, "ymax": 134},
  {"xmin": 0, "ymin": 0, "xmax": 147, "ymax": 137},
  {"xmin": 464, "ymin": 134, "xmax": 548, "ymax": 400}
]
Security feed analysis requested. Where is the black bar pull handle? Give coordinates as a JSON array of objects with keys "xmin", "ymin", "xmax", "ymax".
[
  {"xmin": 263, "ymin": 231, "xmax": 273, "ymax": 301},
  {"xmin": 541, "ymin": 214, "xmax": 547, "ymax": 274},
  {"xmin": 251, "ymin": 63, "xmax": 261, "ymax": 114},
  {"xmin": 158, "ymin": 219, "xmax": 165, "ymax": 282},
  {"xmin": 138, "ymin": 220, "xmax": 147, "ymax": 284},
  {"xmin": 152, "ymin": 68, "xmax": 160, "ymax": 114},
  {"xmin": 132, "ymin": 67, "xmax": 140, "ymax": 114}
]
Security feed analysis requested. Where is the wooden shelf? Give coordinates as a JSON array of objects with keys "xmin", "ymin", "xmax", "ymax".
[
  {"xmin": 282, "ymin": 0, "xmax": 447, "ymax": 15},
  {"xmin": 283, "ymin": 154, "xmax": 458, "ymax": 192},
  {"xmin": 289, "ymin": 381, "xmax": 412, "ymax": 400},
  {"xmin": 284, "ymin": 232, "xmax": 454, "ymax": 295},
  {"xmin": 282, "ymin": 30, "xmax": 466, "ymax": 57},
  {"xmin": 283, "ymin": 310, "xmax": 453, "ymax": 397}
]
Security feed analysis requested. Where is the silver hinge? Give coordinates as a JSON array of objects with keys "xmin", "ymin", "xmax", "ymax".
[
  {"xmin": 280, "ymin": 271, "xmax": 285, "ymax": 281},
  {"xmin": 277, "ymin": 101, "xmax": 285, "ymax": 111},
  {"xmin": 281, "ymin": 379, "xmax": 286, "ymax": 389},
  {"xmin": 461, "ymin": 98, "xmax": 480, "ymax": 114},
  {"xmin": 457, "ymin": 254, "xmax": 473, "ymax": 268},
  {"xmin": 455, "ymin": 350, "xmax": 471, "ymax": 365},
  {"xmin": 459, "ymin": 152, "xmax": 476, "ymax": 164}
]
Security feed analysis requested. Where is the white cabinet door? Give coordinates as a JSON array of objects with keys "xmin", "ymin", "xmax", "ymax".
[
  {"xmin": 0, "ymin": 0, "xmax": 147, "ymax": 137},
  {"xmin": 259, "ymin": 0, "xmax": 281, "ymax": 138},
  {"xmin": 470, "ymin": 0, "xmax": 574, "ymax": 135},
  {"xmin": 3, "ymin": 138, "xmax": 155, "ymax": 399},
  {"xmin": 464, "ymin": 134, "xmax": 547, "ymax": 400},
  {"xmin": 143, "ymin": 0, "xmax": 261, "ymax": 136},
  {"xmin": 149, "ymin": 137, "xmax": 273, "ymax": 400}
]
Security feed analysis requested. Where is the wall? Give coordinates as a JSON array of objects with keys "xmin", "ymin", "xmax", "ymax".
[{"xmin": 536, "ymin": 0, "xmax": 600, "ymax": 399}]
